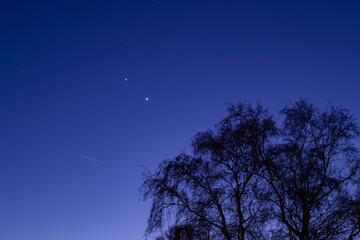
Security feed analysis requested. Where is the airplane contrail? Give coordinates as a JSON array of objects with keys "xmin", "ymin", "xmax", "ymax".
[{"xmin": 80, "ymin": 155, "xmax": 100, "ymax": 162}]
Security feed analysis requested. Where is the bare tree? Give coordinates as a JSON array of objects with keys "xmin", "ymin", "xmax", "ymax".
[{"xmin": 141, "ymin": 103, "xmax": 276, "ymax": 240}]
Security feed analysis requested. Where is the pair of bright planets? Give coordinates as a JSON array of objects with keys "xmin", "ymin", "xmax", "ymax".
[{"xmin": 124, "ymin": 78, "xmax": 150, "ymax": 101}]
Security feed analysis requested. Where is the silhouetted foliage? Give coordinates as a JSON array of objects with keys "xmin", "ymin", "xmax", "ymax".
[
  {"xmin": 155, "ymin": 224, "xmax": 209, "ymax": 240},
  {"xmin": 141, "ymin": 100, "xmax": 360, "ymax": 240}
]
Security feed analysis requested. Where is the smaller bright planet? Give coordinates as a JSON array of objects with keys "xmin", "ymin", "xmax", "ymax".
[
  {"xmin": 145, "ymin": 97, "xmax": 149, "ymax": 101},
  {"xmin": 124, "ymin": 78, "xmax": 128, "ymax": 81}
]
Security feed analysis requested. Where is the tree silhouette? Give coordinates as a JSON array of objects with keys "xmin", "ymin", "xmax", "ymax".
[
  {"xmin": 141, "ymin": 100, "xmax": 360, "ymax": 240},
  {"xmin": 142, "ymin": 103, "xmax": 276, "ymax": 239},
  {"xmin": 262, "ymin": 100, "xmax": 359, "ymax": 240}
]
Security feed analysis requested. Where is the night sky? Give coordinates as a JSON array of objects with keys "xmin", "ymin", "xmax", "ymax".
[{"xmin": 1, "ymin": 1, "xmax": 360, "ymax": 239}]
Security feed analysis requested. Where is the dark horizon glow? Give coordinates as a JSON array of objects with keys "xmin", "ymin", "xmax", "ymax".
[{"xmin": 1, "ymin": 1, "xmax": 360, "ymax": 239}]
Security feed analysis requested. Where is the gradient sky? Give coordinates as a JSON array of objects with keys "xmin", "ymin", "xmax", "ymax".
[{"xmin": 1, "ymin": 1, "xmax": 360, "ymax": 239}]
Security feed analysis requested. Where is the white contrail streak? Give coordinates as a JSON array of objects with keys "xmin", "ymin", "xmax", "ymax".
[{"xmin": 80, "ymin": 155, "xmax": 99, "ymax": 162}]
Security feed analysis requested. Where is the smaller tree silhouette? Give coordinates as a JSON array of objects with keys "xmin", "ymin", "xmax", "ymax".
[{"xmin": 261, "ymin": 100, "xmax": 360, "ymax": 240}]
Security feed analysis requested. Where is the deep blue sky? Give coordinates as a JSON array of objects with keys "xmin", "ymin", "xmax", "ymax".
[{"xmin": 1, "ymin": 1, "xmax": 359, "ymax": 239}]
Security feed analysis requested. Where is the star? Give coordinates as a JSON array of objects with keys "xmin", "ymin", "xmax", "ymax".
[
  {"xmin": 145, "ymin": 97, "xmax": 149, "ymax": 101},
  {"xmin": 124, "ymin": 78, "xmax": 128, "ymax": 81}
]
